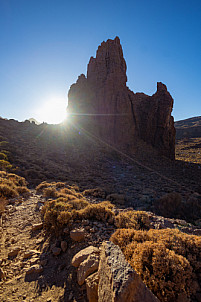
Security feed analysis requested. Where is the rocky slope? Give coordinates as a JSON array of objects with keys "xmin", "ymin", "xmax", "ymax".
[{"xmin": 68, "ymin": 37, "xmax": 175, "ymax": 159}]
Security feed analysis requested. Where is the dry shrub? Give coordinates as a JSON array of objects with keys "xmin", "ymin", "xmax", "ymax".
[
  {"xmin": 36, "ymin": 181, "xmax": 83, "ymax": 199},
  {"xmin": 0, "ymin": 184, "xmax": 19, "ymax": 198},
  {"xmin": 41, "ymin": 197, "xmax": 115, "ymax": 234},
  {"xmin": 36, "ymin": 181, "xmax": 52, "ymax": 193},
  {"xmin": 78, "ymin": 201, "xmax": 115, "ymax": 223},
  {"xmin": 0, "ymin": 160, "xmax": 12, "ymax": 171},
  {"xmin": 115, "ymin": 210, "xmax": 150, "ymax": 230},
  {"xmin": 110, "ymin": 228, "xmax": 201, "ymax": 302},
  {"xmin": 154, "ymin": 192, "xmax": 182, "ymax": 218},
  {"xmin": 83, "ymin": 187, "xmax": 106, "ymax": 198},
  {"xmin": 132, "ymin": 241, "xmax": 192, "ymax": 302},
  {"xmin": 16, "ymin": 186, "xmax": 30, "ymax": 196},
  {"xmin": 0, "ymin": 171, "xmax": 29, "ymax": 199},
  {"xmin": 55, "ymin": 182, "xmax": 66, "ymax": 189},
  {"xmin": 43, "ymin": 187, "xmax": 58, "ymax": 199},
  {"xmin": 154, "ymin": 192, "xmax": 201, "ymax": 223},
  {"xmin": 0, "ymin": 152, "xmax": 8, "ymax": 161}
]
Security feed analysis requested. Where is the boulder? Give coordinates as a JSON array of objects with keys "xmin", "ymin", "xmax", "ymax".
[
  {"xmin": 98, "ymin": 241, "xmax": 160, "ymax": 302},
  {"xmin": 77, "ymin": 253, "xmax": 99, "ymax": 286},
  {"xmin": 72, "ymin": 246, "xmax": 100, "ymax": 268}
]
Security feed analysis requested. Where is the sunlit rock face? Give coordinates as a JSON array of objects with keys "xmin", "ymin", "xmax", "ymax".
[{"xmin": 67, "ymin": 36, "xmax": 175, "ymax": 159}]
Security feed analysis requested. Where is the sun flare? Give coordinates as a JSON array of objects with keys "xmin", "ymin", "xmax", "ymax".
[{"xmin": 35, "ymin": 97, "xmax": 67, "ymax": 124}]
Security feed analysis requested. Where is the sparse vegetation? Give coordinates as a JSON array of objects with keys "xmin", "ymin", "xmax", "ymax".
[
  {"xmin": 39, "ymin": 181, "xmax": 115, "ymax": 233},
  {"xmin": 0, "ymin": 171, "xmax": 29, "ymax": 200},
  {"xmin": 110, "ymin": 228, "xmax": 201, "ymax": 302},
  {"xmin": 115, "ymin": 210, "xmax": 150, "ymax": 230},
  {"xmin": 154, "ymin": 192, "xmax": 201, "ymax": 223}
]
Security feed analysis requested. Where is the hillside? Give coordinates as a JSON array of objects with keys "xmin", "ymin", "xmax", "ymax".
[
  {"xmin": 175, "ymin": 116, "xmax": 201, "ymax": 139},
  {"xmin": 175, "ymin": 117, "xmax": 201, "ymax": 164},
  {"xmin": 0, "ymin": 117, "xmax": 201, "ymax": 301}
]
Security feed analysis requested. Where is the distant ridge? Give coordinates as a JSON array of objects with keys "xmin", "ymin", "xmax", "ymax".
[{"xmin": 175, "ymin": 116, "xmax": 201, "ymax": 139}]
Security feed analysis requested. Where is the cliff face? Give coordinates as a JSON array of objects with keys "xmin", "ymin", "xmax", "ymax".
[{"xmin": 67, "ymin": 36, "xmax": 175, "ymax": 159}]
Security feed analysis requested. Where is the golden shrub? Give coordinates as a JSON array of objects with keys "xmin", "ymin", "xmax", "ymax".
[
  {"xmin": 43, "ymin": 187, "xmax": 58, "ymax": 198},
  {"xmin": 110, "ymin": 228, "xmax": 201, "ymax": 302},
  {"xmin": 78, "ymin": 202, "xmax": 115, "ymax": 223},
  {"xmin": 41, "ymin": 196, "xmax": 115, "ymax": 234},
  {"xmin": 0, "ymin": 184, "xmax": 19, "ymax": 198},
  {"xmin": 115, "ymin": 210, "xmax": 150, "ymax": 230},
  {"xmin": 36, "ymin": 181, "xmax": 54, "ymax": 193},
  {"xmin": 0, "ymin": 171, "xmax": 29, "ymax": 199},
  {"xmin": 16, "ymin": 186, "xmax": 30, "ymax": 196},
  {"xmin": 83, "ymin": 187, "xmax": 106, "ymax": 198}
]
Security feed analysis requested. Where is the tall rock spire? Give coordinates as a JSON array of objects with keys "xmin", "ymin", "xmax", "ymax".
[{"xmin": 67, "ymin": 37, "xmax": 175, "ymax": 159}]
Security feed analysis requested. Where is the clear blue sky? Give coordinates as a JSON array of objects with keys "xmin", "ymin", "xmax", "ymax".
[{"xmin": 0, "ymin": 0, "xmax": 201, "ymax": 123}]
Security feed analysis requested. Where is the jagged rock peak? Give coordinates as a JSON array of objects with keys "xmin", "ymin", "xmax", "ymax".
[
  {"xmin": 157, "ymin": 82, "xmax": 168, "ymax": 92},
  {"xmin": 67, "ymin": 37, "xmax": 175, "ymax": 159},
  {"xmin": 87, "ymin": 36, "xmax": 127, "ymax": 86}
]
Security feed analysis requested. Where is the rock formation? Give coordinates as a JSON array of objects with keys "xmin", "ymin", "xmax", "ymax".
[
  {"xmin": 67, "ymin": 36, "xmax": 175, "ymax": 159},
  {"xmin": 72, "ymin": 242, "xmax": 160, "ymax": 302}
]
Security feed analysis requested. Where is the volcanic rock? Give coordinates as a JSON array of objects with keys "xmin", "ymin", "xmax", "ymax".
[
  {"xmin": 67, "ymin": 37, "xmax": 175, "ymax": 159},
  {"xmin": 98, "ymin": 241, "xmax": 160, "ymax": 302}
]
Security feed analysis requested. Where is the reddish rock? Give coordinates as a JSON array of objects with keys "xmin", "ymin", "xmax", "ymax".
[
  {"xmin": 67, "ymin": 37, "xmax": 175, "ymax": 159},
  {"xmin": 70, "ymin": 228, "xmax": 85, "ymax": 242}
]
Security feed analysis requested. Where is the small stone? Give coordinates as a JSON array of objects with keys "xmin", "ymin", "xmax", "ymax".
[
  {"xmin": 23, "ymin": 250, "xmax": 40, "ymax": 259},
  {"xmin": 52, "ymin": 247, "xmax": 61, "ymax": 256},
  {"xmin": 8, "ymin": 247, "xmax": 20, "ymax": 257},
  {"xmin": 32, "ymin": 222, "xmax": 43, "ymax": 231},
  {"xmin": 72, "ymin": 246, "xmax": 100, "ymax": 267},
  {"xmin": 61, "ymin": 241, "xmax": 67, "ymax": 252},
  {"xmin": 70, "ymin": 228, "xmax": 85, "ymax": 242},
  {"xmin": 26, "ymin": 264, "xmax": 43, "ymax": 275}
]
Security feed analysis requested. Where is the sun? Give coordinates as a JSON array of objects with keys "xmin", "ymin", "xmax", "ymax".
[{"xmin": 35, "ymin": 97, "xmax": 67, "ymax": 124}]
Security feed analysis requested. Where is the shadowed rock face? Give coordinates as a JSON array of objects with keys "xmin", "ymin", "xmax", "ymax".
[{"xmin": 67, "ymin": 36, "xmax": 175, "ymax": 159}]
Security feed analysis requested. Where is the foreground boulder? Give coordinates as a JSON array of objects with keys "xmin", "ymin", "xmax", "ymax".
[
  {"xmin": 72, "ymin": 242, "xmax": 160, "ymax": 302},
  {"xmin": 67, "ymin": 37, "xmax": 175, "ymax": 159},
  {"xmin": 98, "ymin": 241, "xmax": 160, "ymax": 302}
]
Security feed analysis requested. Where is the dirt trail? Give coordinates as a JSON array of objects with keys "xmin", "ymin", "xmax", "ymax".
[{"xmin": 0, "ymin": 192, "xmax": 65, "ymax": 302}]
